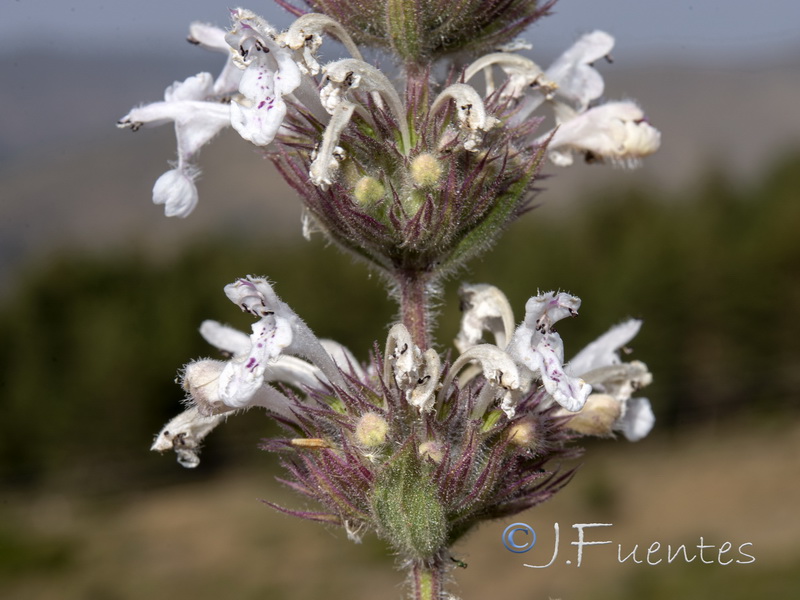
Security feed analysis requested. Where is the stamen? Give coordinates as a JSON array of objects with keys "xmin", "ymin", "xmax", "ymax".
[
  {"xmin": 278, "ymin": 13, "xmax": 364, "ymax": 75},
  {"xmin": 436, "ymin": 344, "xmax": 522, "ymax": 414},
  {"xmin": 309, "ymin": 101, "xmax": 356, "ymax": 189},
  {"xmin": 430, "ymin": 84, "xmax": 498, "ymax": 152},
  {"xmin": 407, "ymin": 349, "xmax": 441, "ymax": 413},
  {"xmin": 290, "ymin": 438, "xmax": 331, "ymax": 448},
  {"xmin": 384, "ymin": 323, "xmax": 421, "ymax": 391},
  {"xmin": 321, "ymin": 59, "xmax": 411, "ymax": 153},
  {"xmin": 463, "ymin": 53, "xmax": 548, "ymax": 101}
]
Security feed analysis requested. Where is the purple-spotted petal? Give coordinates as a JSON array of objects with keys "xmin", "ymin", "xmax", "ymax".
[
  {"xmin": 217, "ymin": 313, "xmax": 294, "ymax": 408},
  {"xmin": 536, "ymin": 333, "xmax": 591, "ymax": 412},
  {"xmin": 230, "ymin": 36, "xmax": 301, "ymax": 146}
]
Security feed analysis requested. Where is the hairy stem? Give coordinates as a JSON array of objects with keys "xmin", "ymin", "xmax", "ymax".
[
  {"xmin": 397, "ymin": 269, "xmax": 432, "ymax": 350},
  {"xmin": 410, "ymin": 558, "xmax": 445, "ymax": 600}
]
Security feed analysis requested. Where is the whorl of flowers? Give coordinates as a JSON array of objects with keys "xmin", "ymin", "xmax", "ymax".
[
  {"xmin": 152, "ymin": 277, "xmax": 653, "ymax": 559},
  {"xmin": 118, "ymin": 7, "xmax": 659, "ymax": 284}
]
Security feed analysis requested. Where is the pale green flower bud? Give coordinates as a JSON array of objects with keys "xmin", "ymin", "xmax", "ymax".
[
  {"xmin": 410, "ymin": 153, "xmax": 442, "ymax": 188},
  {"xmin": 355, "ymin": 412, "xmax": 389, "ymax": 447},
  {"xmin": 562, "ymin": 394, "xmax": 622, "ymax": 437},
  {"xmin": 354, "ymin": 176, "xmax": 385, "ymax": 206},
  {"xmin": 418, "ymin": 440, "xmax": 444, "ymax": 464},
  {"xmin": 507, "ymin": 418, "xmax": 539, "ymax": 449}
]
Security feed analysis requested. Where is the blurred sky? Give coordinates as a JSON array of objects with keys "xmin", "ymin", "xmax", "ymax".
[{"xmin": 3, "ymin": 0, "xmax": 800, "ymax": 63}]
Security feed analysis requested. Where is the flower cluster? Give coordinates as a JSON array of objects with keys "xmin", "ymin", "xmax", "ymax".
[
  {"xmin": 152, "ymin": 276, "xmax": 652, "ymax": 556},
  {"xmin": 118, "ymin": 8, "xmax": 659, "ymax": 280},
  {"xmin": 124, "ymin": 3, "xmax": 661, "ymax": 597}
]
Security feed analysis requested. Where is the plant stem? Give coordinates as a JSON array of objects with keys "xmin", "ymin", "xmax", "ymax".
[
  {"xmin": 410, "ymin": 558, "xmax": 445, "ymax": 600},
  {"xmin": 397, "ymin": 269, "xmax": 431, "ymax": 350}
]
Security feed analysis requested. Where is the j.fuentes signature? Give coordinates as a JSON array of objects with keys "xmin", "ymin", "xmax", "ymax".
[{"xmin": 502, "ymin": 522, "xmax": 755, "ymax": 568}]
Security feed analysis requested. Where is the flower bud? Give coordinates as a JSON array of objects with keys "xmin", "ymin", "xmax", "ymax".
[
  {"xmin": 563, "ymin": 394, "xmax": 621, "ymax": 437},
  {"xmin": 354, "ymin": 176, "xmax": 385, "ymax": 206},
  {"xmin": 410, "ymin": 153, "xmax": 442, "ymax": 188},
  {"xmin": 418, "ymin": 440, "xmax": 444, "ymax": 464},
  {"xmin": 182, "ymin": 359, "xmax": 228, "ymax": 415},
  {"xmin": 507, "ymin": 418, "xmax": 539, "ymax": 449},
  {"xmin": 300, "ymin": 0, "xmax": 553, "ymax": 63},
  {"xmin": 386, "ymin": 0, "xmax": 421, "ymax": 63},
  {"xmin": 355, "ymin": 412, "xmax": 389, "ymax": 447}
]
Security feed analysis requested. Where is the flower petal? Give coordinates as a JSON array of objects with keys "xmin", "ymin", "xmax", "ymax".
[
  {"xmin": 151, "ymin": 406, "xmax": 227, "ymax": 468},
  {"xmin": 535, "ymin": 333, "xmax": 591, "ymax": 412},
  {"xmin": 618, "ymin": 397, "xmax": 655, "ymax": 441},
  {"xmin": 521, "ymin": 291, "xmax": 581, "ymax": 332},
  {"xmin": 224, "ymin": 276, "xmax": 347, "ymax": 390},
  {"xmin": 188, "ymin": 22, "xmax": 230, "ymax": 52},
  {"xmin": 509, "ymin": 292, "xmax": 589, "ymax": 412},
  {"xmin": 568, "ymin": 319, "xmax": 642, "ymax": 376},
  {"xmin": 543, "ymin": 101, "xmax": 661, "ymax": 167},
  {"xmin": 455, "ymin": 284, "xmax": 516, "ymax": 353},
  {"xmin": 228, "ymin": 25, "xmax": 301, "ymax": 147},
  {"xmin": 152, "ymin": 168, "xmax": 198, "ymax": 218},
  {"xmin": 199, "ymin": 319, "xmax": 251, "ymax": 356},
  {"xmin": 546, "ymin": 31, "xmax": 614, "ymax": 111},
  {"xmin": 217, "ymin": 312, "xmax": 294, "ymax": 408}
]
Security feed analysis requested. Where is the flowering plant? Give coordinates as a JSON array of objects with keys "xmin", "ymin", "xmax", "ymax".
[{"xmin": 120, "ymin": 1, "xmax": 660, "ymax": 597}]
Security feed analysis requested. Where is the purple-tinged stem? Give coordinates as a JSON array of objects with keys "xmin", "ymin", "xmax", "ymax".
[
  {"xmin": 397, "ymin": 269, "xmax": 431, "ymax": 350},
  {"xmin": 410, "ymin": 558, "xmax": 445, "ymax": 600}
]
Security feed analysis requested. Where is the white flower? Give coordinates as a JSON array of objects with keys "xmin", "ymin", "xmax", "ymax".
[
  {"xmin": 455, "ymin": 284, "xmax": 515, "ymax": 353},
  {"xmin": 439, "ymin": 343, "xmax": 524, "ymax": 419},
  {"xmin": 452, "ymin": 286, "xmax": 599, "ymax": 416},
  {"xmin": 226, "ymin": 9, "xmax": 302, "ymax": 147},
  {"xmin": 431, "ymin": 84, "xmax": 498, "ymax": 152},
  {"xmin": 542, "ymin": 30, "xmax": 615, "ymax": 112},
  {"xmin": 508, "ymin": 292, "xmax": 591, "ymax": 412},
  {"xmin": 310, "ymin": 58, "xmax": 411, "ymax": 187},
  {"xmin": 152, "ymin": 275, "xmax": 352, "ymax": 467},
  {"xmin": 451, "ymin": 286, "xmax": 653, "ymax": 428},
  {"xmin": 118, "ymin": 11, "xmax": 310, "ymax": 215},
  {"xmin": 219, "ymin": 276, "xmax": 348, "ymax": 403},
  {"xmin": 277, "ymin": 13, "xmax": 364, "ymax": 76},
  {"xmin": 541, "ymin": 101, "xmax": 661, "ymax": 167},
  {"xmin": 117, "ymin": 72, "xmax": 232, "ymax": 217},
  {"xmin": 468, "ymin": 30, "xmax": 613, "ymax": 112},
  {"xmin": 151, "ymin": 406, "xmax": 227, "ymax": 468},
  {"xmin": 118, "ymin": 22, "xmax": 240, "ymax": 218},
  {"xmin": 559, "ymin": 319, "xmax": 655, "ymax": 441},
  {"xmin": 384, "ymin": 324, "xmax": 441, "ymax": 413},
  {"xmin": 465, "ymin": 31, "xmax": 661, "ymax": 168}
]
